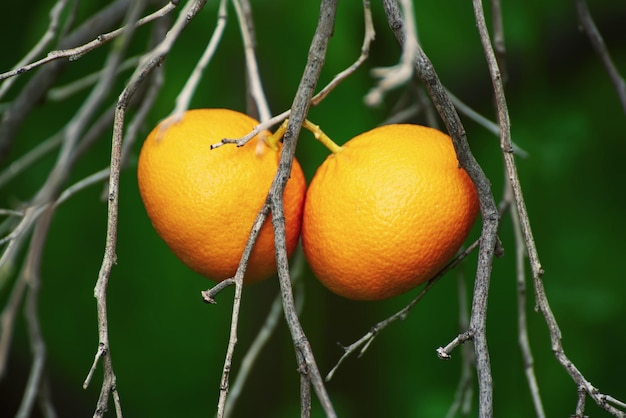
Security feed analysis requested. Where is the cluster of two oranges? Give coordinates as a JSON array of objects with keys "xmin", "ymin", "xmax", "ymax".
[{"xmin": 137, "ymin": 109, "xmax": 479, "ymax": 301}]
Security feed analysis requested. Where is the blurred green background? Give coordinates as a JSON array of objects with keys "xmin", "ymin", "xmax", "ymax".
[{"xmin": 1, "ymin": 0, "xmax": 625, "ymax": 417}]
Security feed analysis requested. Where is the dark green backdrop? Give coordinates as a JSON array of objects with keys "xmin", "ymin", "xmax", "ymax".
[{"xmin": 1, "ymin": 0, "xmax": 625, "ymax": 417}]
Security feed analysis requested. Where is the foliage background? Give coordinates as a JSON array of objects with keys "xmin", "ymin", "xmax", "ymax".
[{"xmin": 1, "ymin": 0, "xmax": 625, "ymax": 416}]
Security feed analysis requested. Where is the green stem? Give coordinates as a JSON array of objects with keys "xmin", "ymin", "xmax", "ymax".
[{"xmin": 302, "ymin": 119, "xmax": 343, "ymax": 154}]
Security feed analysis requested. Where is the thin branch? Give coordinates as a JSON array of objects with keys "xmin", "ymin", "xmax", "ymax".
[
  {"xmin": 269, "ymin": 0, "xmax": 338, "ymax": 416},
  {"xmin": 211, "ymin": 110, "xmax": 291, "ymax": 149},
  {"xmin": 365, "ymin": 0, "xmax": 417, "ymax": 106},
  {"xmin": 311, "ymin": 0, "xmax": 376, "ymax": 106},
  {"xmin": 0, "ymin": 0, "xmax": 71, "ymax": 100},
  {"xmin": 47, "ymin": 56, "xmax": 141, "ymax": 101},
  {"xmin": 445, "ymin": 271, "xmax": 475, "ymax": 418},
  {"xmin": 15, "ymin": 208, "xmax": 55, "ymax": 418},
  {"xmin": 233, "ymin": 0, "xmax": 271, "ymax": 123},
  {"xmin": 214, "ymin": 0, "xmax": 375, "ymax": 150},
  {"xmin": 490, "ymin": 0, "xmax": 507, "ymax": 84},
  {"xmin": 327, "ymin": 240, "xmax": 480, "ymax": 381},
  {"xmin": 223, "ymin": 248, "xmax": 306, "ymax": 418},
  {"xmin": 0, "ymin": 133, "xmax": 63, "ymax": 189},
  {"xmin": 473, "ymin": 0, "xmax": 626, "ymax": 416},
  {"xmin": 0, "ymin": 1, "xmax": 178, "ymax": 82},
  {"xmin": 445, "ymin": 89, "xmax": 528, "ymax": 158},
  {"xmin": 382, "ymin": 1, "xmax": 500, "ymax": 417},
  {"xmin": 0, "ymin": 0, "xmax": 131, "ymax": 164},
  {"xmin": 575, "ymin": 0, "xmax": 626, "ymax": 114},
  {"xmin": 170, "ymin": 0, "xmax": 228, "ymax": 121},
  {"xmin": 507, "ymin": 181, "xmax": 545, "ymax": 418},
  {"xmin": 84, "ymin": 2, "xmax": 207, "ymax": 417},
  {"xmin": 207, "ymin": 201, "xmax": 271, "ymax": 418}
]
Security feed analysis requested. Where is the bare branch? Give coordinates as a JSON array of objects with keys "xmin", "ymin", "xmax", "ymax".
[
  {"xmin": 223, "ymin": 248, "xmax": 306, "ymax": 418},
  {"xmin": 15, "ymin": 209, "xmax": 55, "ymax": 418},
  {"xmin": 47, "ymin": 56, "xmax": 141, "ymax": 101},
  {"xmin": 233, "ymin": 0, "xmax": 271, "ymax": 123},
  {"xmin": 472, "ymin": 0, "xmax": 626, "ymax": 416},
  {"xmin": 575, "ymin": 0, "xmax": 626, "ymax": 114},
  {"xmin": 211, "ymin": 110, "xmax": 291, "ymax": 149},
  {"xmin": 171, "ymin": 0, "xmax": 228, "ymax": 121},
  {"xmin": 445, "ymin": 272, "xmax": 475, "ymax": 418},
  {"xmin": 507, "ymin": 181, "xmax": 545, "ymax": 418},
  {"xmin": 268, "ymin": 0, "xmax": 338, "ymax": 416},
  {"xmin": 365, "ymin": 0, "xmax": 417, "ymax": 106},
  {"xmin": 0, "ymin": 0, "xmax": 131, "ymax": 164},
  {"xmin": 0, "ymin": 0, "xmax": 71, "ymax": 100},
  {"xmin": 328, "ymin": 240, "xmax": 480, "ymax": 381},
  {"xmin": 311, "ymin": 0, "xmax": 376, "ymax": 106},
  {"xmin": 209, "ymin": 201, "xmax": 270, "ymax": 417},
  {"xmin": 0, "ymin": 1, "xmax": 177, "ymax": 82},
  {"xmin": 490, "ymin": 0, "xmax": 507, "ymax": 83},
  {"xmin": 382, "ymin": 1, "xmax": 500, "ymax": 416},
  {"xmin": 85, "ymin": 2, "xmax": 208, "ymax": 417}
]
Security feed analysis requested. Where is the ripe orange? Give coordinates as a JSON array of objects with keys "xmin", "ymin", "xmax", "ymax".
[
  {"xmin": 302, "ymin": 124, "xmax": 479, "ymax": 300},
  {"xmin": 137, "ymin": 108, "xmax": 306, "ymax": 284}
]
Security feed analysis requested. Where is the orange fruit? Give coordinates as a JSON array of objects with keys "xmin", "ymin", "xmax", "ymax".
[
  {"xmin": 302, "ymin": 124, "xmax": 479, "ymax": 300},
  {"xmin": 137, "ymin": 108, "xmax": 306, "ymax": 284}
]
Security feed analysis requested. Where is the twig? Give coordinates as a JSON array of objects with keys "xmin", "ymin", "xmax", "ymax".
[
  {"xmin": 575, "ymin": 0, "xmax": 626, "ymax": 114},
  {"xmin": 444, "ymin": 89, "xmax": 528, "ymax": 158},
  {"xmin": 311, "ymin": 0, "xmax": 375, "ymax": 106},
  {"xmin": 268, "ymin": 0, "xmax": 338, "ymax": 416},
  {"xmin": 490, "ymin": 0, "xmax": 507, "ymax": 84},
  {"xmin": 233, "ymin": 0, "xmax": 271, "ymax": 123},
  {"xmin": 0, "ymin": 1, "xmax": 177, "ymax": 82},
  {"xmin": 382, "ymin": 1, "xmax": 500, "ymax": 417},
  {"xmin": 507, "ymin": 181, "xmax": 545, "ymax": 418},
  {"xmin": 207, "ymin": 201, "xmax": 270, "ymax": 418},
  {"xmin": 214, "ymin": 0, "xmax": 374, "ymax": 150},
  {"xmin": 0, "ymin": 0, "xmax": 70, "ymax": 100},
  {"xmin": 84, "ymin": 2, "xmax": 207, "ymax": 417},
  {"xmin": 327, "ymin": 240, "xmax": 480, "ymax": 381},
  {"xmin": 211, "ymin": 110, "xmax": 291, "ymax": 149},
  {"xmin": 47, "ymin": 56, "xmax": 141, "ymax": 101},
  {"xmin": 0, "ymin": 0, "xmax": 131, "ymax": 164},
  {"xmin": 0, "ymin": 133, "xmax": 63, "ymax": 189},
  {"xmin": 365, "ymin": 0, "xmax": 417, "ymax": 106},
  {"xmin": 473, "ymin": 0, "xmax": 626, "ymax": 416},
  {"xmin": 15, "ymin": 208, "xmax": 56, "ymax": 418},
  {"xmin": 170, "ymin": 0, "xmax": 228, "ymax": 121},
  {"xmin": 445, "ymin": 271, "xmax": 475, "ymax": 418},
  {"xmin": 223, "ymin": 247, "xmax": 306, "ymax": 418}
]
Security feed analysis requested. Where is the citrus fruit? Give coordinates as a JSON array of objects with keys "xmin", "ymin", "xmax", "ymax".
[
  {"xmin": 137, "ymin": 108, "xmax": 306, "ymax": 284},
  {"xmin": 302, "ymin": 124, "xmax": 479, "ymax": 300}
]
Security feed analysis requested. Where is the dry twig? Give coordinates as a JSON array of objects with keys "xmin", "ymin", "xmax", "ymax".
[
  {"xmin": 382, "ymin": 1, "xmax": 501, "ymax": 416},
  {"xmin": 575, "ymin": 0, "xmax": 626, "ymax": 114},
  {"xmin": 327, "ymin": 240, "xmax": 480, "ymax": 382},
  {"xmin": 473, "ymin": 0, "xmax": 626, "ymax": 416},
  {"xmin": 204, "ymin": 1, "xmax": 339, "ymax": 416}
]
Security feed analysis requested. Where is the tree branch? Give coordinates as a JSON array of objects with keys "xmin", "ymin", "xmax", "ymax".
[
  {"xmin": 382, "ymin": 1, "xmax": 500, "ymax": 416},
  {"xmin": 0, "ymin": 0, "xmax": 131, "ymax": 164},
  {"xmin": 575, "ymin": 0, "xmax": 626, "ymax": 114},
  {"xmin": 85, "ymin": 1, "xmax": 205, "ymax": 416},
  {"xmin": 268, "ymin": 0, "xmax": 339, "ymax": 416}
]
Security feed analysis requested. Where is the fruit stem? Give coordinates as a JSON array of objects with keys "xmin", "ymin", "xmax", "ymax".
[
  {"xmin": 302, "ymin": 119, "xmax": 343, "ymax": 154},
  {"xmin": 267, "ymin": 119, "xmax": 343, "ymax": 154},
  {"xmin": 264, "ymin": 122, "xmax": 285, "ymax": 151}
]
